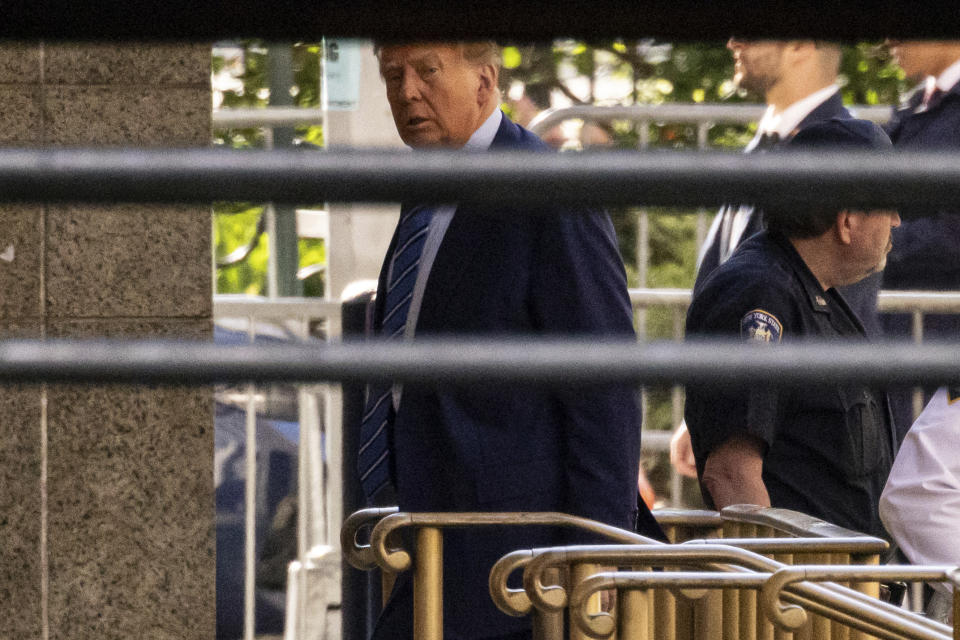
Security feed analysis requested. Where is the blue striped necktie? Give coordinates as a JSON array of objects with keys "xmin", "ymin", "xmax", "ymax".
[{"xmin": 358, "ymin": 204, "xmax": 434, "ymax": 500}]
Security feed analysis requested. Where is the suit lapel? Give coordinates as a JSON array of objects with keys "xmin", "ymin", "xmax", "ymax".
[
  {"xmin": 890, "ymin": 80, "xmax": 960, "ymax": 146},
  {"xmin": 414, "ymin": 115, "xmax": 527, "ymax": 332}
]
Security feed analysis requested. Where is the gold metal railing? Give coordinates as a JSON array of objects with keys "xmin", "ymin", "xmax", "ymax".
[
  {"xmin": 341, "ymin": 507, "xmax": 957, "ymax": 640},
  {"xmin": 340, "ymin": 509, "xmax": 660, "ymax": 639},
  {"xmin": 510, "ymin": 544, "xmax": 956, "ymax": 640}
]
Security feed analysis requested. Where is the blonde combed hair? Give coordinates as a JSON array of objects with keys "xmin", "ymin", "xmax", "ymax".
[{"xmin": 373, "ymin": 40, "xmax": 501, "ymax": 69}]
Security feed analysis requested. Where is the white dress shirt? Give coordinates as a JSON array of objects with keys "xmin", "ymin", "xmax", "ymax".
[
  {"xmin": 750, "ymin": 84, "xmax": 841, "ymax": 146},
  {"xmin": 935, "ymin": 57, "xmax": 960, "ymax": 93},
  {"xmin": 391, "ymin": 107, "xmax": 504, "ymax": 408},
  {"xmin": 697, "ymin": 85, "xmax": 841, "ymax": 268},
  {"xmin": 880, "ymin": 386, "xmax": 960, "ymax": 598}
]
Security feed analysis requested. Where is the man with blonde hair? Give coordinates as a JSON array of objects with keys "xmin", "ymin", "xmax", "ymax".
[{"xmin": 362, "ymin": 41, "xmax": 661, "ymax": 639}]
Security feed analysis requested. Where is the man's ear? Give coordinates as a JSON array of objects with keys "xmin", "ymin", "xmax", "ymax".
[
  {"xmin": 835, "ymin": 209, "xmax": 856, "ymax": 245},
  {"xmin": 477, "ymin": 63, "xmax": 498, "ymax": 106},
  {"xmin": 785, "ymin": 40, "xmax": 817, "ymax": 64}
]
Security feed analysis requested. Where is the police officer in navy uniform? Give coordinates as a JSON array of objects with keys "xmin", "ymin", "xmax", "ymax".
[
  {"xmin": 882, "ymin": 40, "xmax": 960, "ymax": 441},
  {"xmin": 697, "ymin": 38, "xmax": 883, "ymax": 331},
  {"xmin": 684, "ymin": 122, "xmax": 901, "ymax": 539},
  {"xmin": 671, "ymin": 38, "xmax": 889, "ymax": 479}
]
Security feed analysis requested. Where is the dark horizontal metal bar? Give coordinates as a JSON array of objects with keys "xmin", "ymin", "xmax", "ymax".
[
  {"xmin": 2, "ymin": 147, "xmax": 960, "ymax": 209},
  {"xmin": 4, "ymin": 1, "xmax": 959, "ymax": 40},
  {"xmin": 0, "ymin": 338, "xmax": 957, "ymax": 386}
]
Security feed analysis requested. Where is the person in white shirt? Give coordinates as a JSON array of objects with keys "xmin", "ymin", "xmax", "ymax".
[{"xmin": 879, "ymin": 386, "xmax": 960, "ymax": 623}]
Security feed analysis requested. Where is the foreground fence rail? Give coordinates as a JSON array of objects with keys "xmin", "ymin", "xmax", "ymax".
[
  {"xmin": 2, "ymin": 148, "xmax": 960, "ymax": 207},
  {"xmin": 3, "ymin": 338, "xmax": 960, "ymax": 386}
]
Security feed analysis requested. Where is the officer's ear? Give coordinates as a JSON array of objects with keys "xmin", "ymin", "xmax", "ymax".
[{"xmin": 835, "ymin": 209, "xmax": 856, "ymax": 245}]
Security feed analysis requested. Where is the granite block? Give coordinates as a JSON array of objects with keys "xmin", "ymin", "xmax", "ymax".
[
  {"xmin": 46, "ymin": 318, "xmax": 212, "ymax": 340},
  {"xmin": 0, "ymin": 42, "xmax": 41, "ymax": 83},
  {"xmin": 44, "ymin": 86, "xmax": 210, "ymax": 147},
  {"xmin": 44, "ymin": 43, "xmax": 210, "ymax": 86},
  {"xmin": 45, "ymin": 204, "xmax": 211, "ymax": 319},
  {"xmin": 46, "ymin": 384, "xmax": 214, "ymax": 640},
  {"xmin": 0, "ymin": 86, "xmax": 42, "ymax": 145},
  {"xmin": 0, "ymin": 320, "xmax": 42, "ymax": 638},
  {"xmin": 0, "ymin": 205, "xmax": 42, "ymax": 318}
]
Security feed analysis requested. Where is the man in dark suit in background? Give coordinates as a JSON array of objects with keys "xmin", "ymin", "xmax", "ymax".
[
  {"xmin": 696, "ymin": 38, "xmax": 883, "ymax": 328},
  {"xmin": 361, "ymin": 41, "xmax": 660, "ymax": 640},
  {"xmin": 671, "ymin": 38, "xmax": 890, "ymax": 477},
  {"xmin": 882, "ymin": 40, "xmax": 960, "ymax": 440}
]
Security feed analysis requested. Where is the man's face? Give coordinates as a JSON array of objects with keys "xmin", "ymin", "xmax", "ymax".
[
  {"xmin": 727, "ymin": 38, "xmax": 786, "ymax": 97},
  {"xmin": 887, "ymin": 40, "xmax": 947, "ymax": 81},
  {"xmin": 379, "ymin": 43, "xmax": 489, "ymax": 149},
  {"xmin": 848, "ymin": 210, "xmax": 901, "ymax": 276}
]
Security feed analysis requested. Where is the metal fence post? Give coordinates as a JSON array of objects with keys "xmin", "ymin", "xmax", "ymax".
[{"xmin": 340, "ymin": 288, "xmax": 378, "ymax": 640}]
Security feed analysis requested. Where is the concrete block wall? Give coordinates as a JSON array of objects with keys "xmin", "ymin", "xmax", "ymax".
[{"xmin": 0, "ymin": 42, "xmax": 213, "ymax": 639}]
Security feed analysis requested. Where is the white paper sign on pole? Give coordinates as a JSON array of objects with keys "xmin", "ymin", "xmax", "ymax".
[{"xmin": 322, "ymin": 38, "xmax": 363, "ymax": 111}]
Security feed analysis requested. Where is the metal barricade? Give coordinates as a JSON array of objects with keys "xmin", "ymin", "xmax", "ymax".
[
  {"xmin": 340, "ymin": 509, "xmax": 660, "ymax": 640},
  {"xmin": 488, "ymin": 510, "xmax": 956, "ymax": 640},
  {"xmin": 341, "ymin": 506, "xmax": 958, "ymax": 640}
]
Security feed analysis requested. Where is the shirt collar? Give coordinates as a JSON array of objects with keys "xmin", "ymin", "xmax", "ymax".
[
  {"xmin": 463, "ymin": 107, "xmax": 502, "ymax": 151},
  {"xmin": 936, "ymin": 57, "xmax": 960, "ymax": 92},
  {"xmin": 755, "ymin": 84, "xmax": 840, "ymax": 140}
]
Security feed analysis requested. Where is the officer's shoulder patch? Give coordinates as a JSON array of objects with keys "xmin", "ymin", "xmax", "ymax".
[{"xmin": 741, "ymin": 309, "xmax": 783, "ymax": 343}]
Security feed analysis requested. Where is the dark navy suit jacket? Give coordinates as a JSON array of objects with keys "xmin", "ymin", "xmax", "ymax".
[
  {"xmin": 883, "ymin": 79, "xmax": 960, "ymax": 302},
  {"xmin": 371, "ymin": 114, "xmax": 657, "ymax": 640},
  {"xmin": 882, "ymin": 78, "xmax": 960, "ymax": 440},
  {"xmin": 694, "ymin": 92, "xmax": 887, "ymax": 335}
]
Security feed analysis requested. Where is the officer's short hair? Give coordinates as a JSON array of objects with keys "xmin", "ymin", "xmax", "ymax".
[
  {"xmin": 764, "ymin": 206, "xmax": 839, "ymax": 239},
  {"xmin": 763, "ymin": 118, "xmax": 893, "ymax": 239}
]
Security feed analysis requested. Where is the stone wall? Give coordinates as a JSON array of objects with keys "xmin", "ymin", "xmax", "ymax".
[{"xmin": 0, "ymin": 42, "xmax": 213, "ymax": 639}]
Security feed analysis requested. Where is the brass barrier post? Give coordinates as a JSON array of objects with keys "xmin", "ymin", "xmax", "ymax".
[
  {"xmin": 414, "ymin": 527, "xmax": 443, "ymax": 640},
  {"xmin": 721, "ymin": 521, "xmax": 741, "ymax": 640},
  {"xmin": 740, "ymin": 523, "xmax": 759, "ymax": 640},
  {"xmin": 620, "ymin": 588, "xmax": 650, "ymax": 640},
  {"xmin": 850, "ymin": 553, "xmax": 880, "ymax": 640},
  {"xmin": 571, "ymin": 563, "xmax": 602, "ymax": 640},
  {"xmin": 536, "ymin": 567, "xmax": 565, "ymax": 640}
]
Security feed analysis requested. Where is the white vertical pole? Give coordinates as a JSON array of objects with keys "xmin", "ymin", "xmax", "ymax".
[
  {"xmin": 671, "ymin": 307, "xmax": 685, "ymax": 507},
  {"xmin": 912, "ymin": 310, "xmax": 925, "ymax": 419},
  {"xmin": 244, "ymin": 317, "xmax": 258, "ymax": 640},
  {"xmin": 263, "ymin": 127, "xmax": 279, "ymax": 299}
]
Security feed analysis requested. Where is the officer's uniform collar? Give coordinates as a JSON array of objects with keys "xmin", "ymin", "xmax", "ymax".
[{"xmin": 767, "ymin": 231, "xmax": 833, "ymax": 314}]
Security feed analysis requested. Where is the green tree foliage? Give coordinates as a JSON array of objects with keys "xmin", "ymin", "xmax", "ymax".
[{"xmin": 213, "ymin": 42, "xmax": 325, "ymax": 296}]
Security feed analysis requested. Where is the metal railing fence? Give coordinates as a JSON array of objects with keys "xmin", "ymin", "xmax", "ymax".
[
  {"xmin": 8, "ymin": 336, "xmax": 960, "ymax": 386},
  {"xmin": 212, "ymin": 285, "xmax": 960, "ymax": 636},
  {"xmin": 213, "ymin": 103, "xmax": 893, "ymax": 133},
  {"xmin": 3, "ymin": 147, "xmax": 960, "ymax": 208},
  {"xmin": 11, "ymin": 5, "xmax": 960, "ymax": 40},
  {"xmin": 526, "ymin": 103, "xmax": 893, "ymax": 139},
  {"xmin": 343, "ymin": 506, "xmax": 957, "ymax": 640}
]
